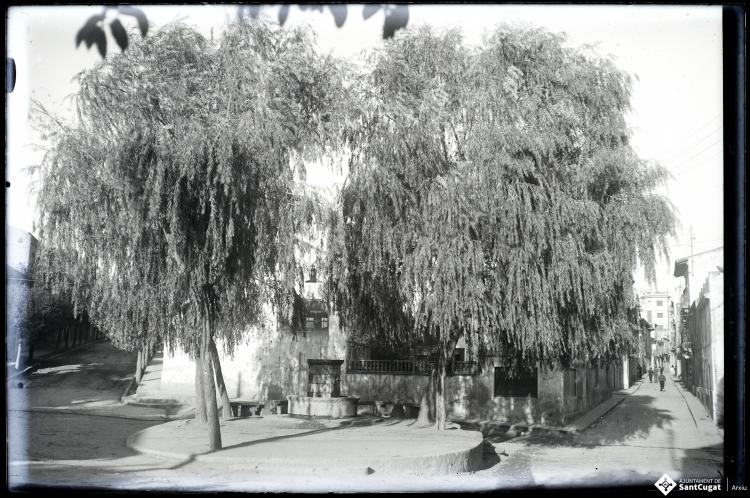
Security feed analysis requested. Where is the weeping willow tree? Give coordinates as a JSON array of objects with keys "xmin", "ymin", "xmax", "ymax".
[
  {"xmin": 325, "ymin": 26, "xmax": 676, "ymax": 430},
  {"xmin": 34, "ymin": 21, "xmax": 345, "ymax": 450}
]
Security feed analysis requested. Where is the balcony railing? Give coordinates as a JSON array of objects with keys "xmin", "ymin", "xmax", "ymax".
[
  {"xmin": 346, "ymin": 359, "xmax": 479, "ymax": 376},
  {"xmin": 449, "ymin": 361, "xmax": 479, "ymax": 376},
  {"xmin": 347, "ymin": 359, "xmax": 431, "ymax": 375}
]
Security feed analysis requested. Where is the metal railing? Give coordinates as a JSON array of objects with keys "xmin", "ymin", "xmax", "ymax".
[
  {"xmin": 449, "ymin": 361, "xmax": 479, "ymax": 376},
  {"xmin": 346, "ymin": 359, "xmax": 479, "ymax": 376},
  {"xmin": 347, "ymin": 359, "xmax": 431, "ymax": 375}
]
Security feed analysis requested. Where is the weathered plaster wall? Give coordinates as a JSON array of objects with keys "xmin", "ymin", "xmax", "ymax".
[
  {"xmin": 160, "ymin": 312, "xmax": 347, "ymax": 400},
  {"xmin": 162, "ymin": 322, "xmax": 623, "ymax": 426},
  {"xmin": 342, "ymin": 373, "xmax": 429, "ymax": 403}
]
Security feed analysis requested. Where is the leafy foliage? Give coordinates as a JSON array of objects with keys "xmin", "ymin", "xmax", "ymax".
[
  {"xmin": 239, "ymin": 4, "xmax": 409, "ymax": 40},
  {"xmin": 76, "ymin": 6, "xmax": 149, "ymax": 57},
  {"xmin": 36, "ymin": 21, "xmax": 346, "ymax": 356},
  {"xmin": 325, "ymin": 26, "xmax": 676, "ymax": 371},
  {"xmin": 77, "ymin": 5, "xmax": 410, "ymax": 59}
]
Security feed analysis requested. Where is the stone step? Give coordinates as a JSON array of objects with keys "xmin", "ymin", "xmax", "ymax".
[{"xmin": 123, "ymin": 394, "xmax": 188, "ymax": 407}]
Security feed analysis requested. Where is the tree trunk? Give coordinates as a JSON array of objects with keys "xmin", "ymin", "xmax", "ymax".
[
  {"xmin": 202, "ymin": 312, "xmax": 222, "ymax": 451},
  {"xmin": 194, "ymin": 348, "xmax": 207, "ymax": 423},
  {"xmin": 135, "ymin": 348, "xmax": 143, "ymax": 384},
  {"xmin": 15, "ymin": 342, "xmax": 22, "ymax": 370},
  {"xmin": 435, "ymin": 336, "xmax": 458, "ymax": 431},
  {"xmin": 417, "ymin": 364, "xmax": 437, "ymax": 426},
  {"xmin": 209, "ymin": 339, "xmax": 233, "ymax": 420},
  {"xmin": 55, "ymin": 327, "xmax": 61, "ymax": 351},
  {"xmin": 434, "ymin": 357, "xmax": 448, "ymax": 430},
  {"xmin": 64, "ymin": 324, "xmax": 69, "ymax": 349}
]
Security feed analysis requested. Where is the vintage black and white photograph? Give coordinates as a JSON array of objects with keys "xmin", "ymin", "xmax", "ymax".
[{"xmin": 6, "ymin": 4, "xmax": 743, "ymax": 493}]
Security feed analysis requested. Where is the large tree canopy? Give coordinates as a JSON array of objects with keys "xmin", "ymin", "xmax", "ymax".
[
  {"xmin": 34, "ymin": 21, "xmax": 346, "ymax": 448},
  {"xmin": 325, "ymin": 26, "xmax": 676, "ymax": 425}
]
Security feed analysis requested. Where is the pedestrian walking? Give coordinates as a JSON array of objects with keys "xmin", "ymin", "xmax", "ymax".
[
  {"xmin": 648, "ymin": 367, "xmax": 654, "ymax": 383},
  {"xmin": 658, "ymin": 372, "xmax": 666, "ymax": 391},
  {"xmin": 660, "ymin": 366, "xmax": 664, "ymax": 375}
]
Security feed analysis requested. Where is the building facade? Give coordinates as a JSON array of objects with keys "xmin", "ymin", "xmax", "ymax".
[
  {"xmin": 638, "ymin": 291, "xmax": 673, "ymax": 368},
  {"xmin": 673, "ymin": 247, "xmax": 724, "ymax": 426},
  {"xmin": 159, "ymin": 269, "xmax": 634, "ymax": 426},
  {"xmin": 5, "ymin": 226, "xmax": 38, "ymax": 369}
]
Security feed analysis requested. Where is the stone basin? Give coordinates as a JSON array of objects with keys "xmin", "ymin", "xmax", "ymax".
[{"xmin": 287, "ymin": 394, "xmax": 359, "ymax": 419}]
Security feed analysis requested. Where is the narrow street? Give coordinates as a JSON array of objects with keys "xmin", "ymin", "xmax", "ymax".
[{"xmin": 478, "ymin": 370, "xmax": 724, "ymax": 489}]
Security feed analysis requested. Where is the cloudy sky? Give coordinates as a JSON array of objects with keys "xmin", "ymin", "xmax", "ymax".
[{"xmin": 6, "ymin": 5, "xmax": 724, "ymax": 295}]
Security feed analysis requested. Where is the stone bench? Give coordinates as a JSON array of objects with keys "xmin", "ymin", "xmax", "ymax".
[
  {"xmin": 229, "ymin": 400, "xmax": 263, "ymax": 418},
  {"xmin": 357, "ymin": 400, "xmax": 420, "ymax": 418},
  {"xmin": 265, "ymin": 399, "xmax": 288, "ymax": 415}
]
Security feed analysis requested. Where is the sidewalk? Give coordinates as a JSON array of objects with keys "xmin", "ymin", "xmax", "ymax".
[
  {"xmin": 471, "ymin": 370, "xmax": 724, "ymax": 488},
  {"xmin": 453, "ymin": 379, "xmax": 644, "ymax": 437}
]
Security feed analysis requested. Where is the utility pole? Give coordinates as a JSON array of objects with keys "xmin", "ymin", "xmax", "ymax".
[{"xmin": 689, "ymin": 225, "xmax": 695, "ymax": 277}]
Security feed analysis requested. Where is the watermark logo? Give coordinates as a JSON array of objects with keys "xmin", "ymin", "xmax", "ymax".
[{"xmin": 655, "ymin": 473, "xmax": 677, "ymax": 495}]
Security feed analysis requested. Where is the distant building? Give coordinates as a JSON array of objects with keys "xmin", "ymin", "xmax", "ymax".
[
  {"xmin": 673, "ymin": 248, "xmax": 724, "ymax": 426},
  {"xmin": 6, "ymin": 225, "xmax": 38, "ymax": 275},
  {"xmin": 638, "ymin": 291, "xmax": 673, "ymax": 368},
  {"xmin": 5, "ymin": 226, "xmax": 38, "ymax": 369},
  {"xmin": 673, "ymin": 246, "xmax": 723, "ymax": 380},
  {"xmin": 638, "ymin": 291, "xmax": 671, "ymax": 337},
  {"xmin": 673, "ymin": 247, "xmax": 723, "ymax": 305}
]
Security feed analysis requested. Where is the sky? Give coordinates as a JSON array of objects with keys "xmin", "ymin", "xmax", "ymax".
[{"xmin": 6, "ymin": 5, "xmax": 724, "ymax": 296}]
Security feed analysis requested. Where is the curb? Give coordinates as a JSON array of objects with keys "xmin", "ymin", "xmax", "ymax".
[
  {"xmin": 125, "ymin": 422, "xmax": 486, "ymax": 475},
  {"xmin": 11, "ymin": 406, "xmax": 171, "ymax": 422},
  {"xmin": 7, "ymin": 366, "xmax": 33, "ymax": 380},
  {"xmin": 120, "ymin": 377, "xmax": 136, "ymax": 403}
]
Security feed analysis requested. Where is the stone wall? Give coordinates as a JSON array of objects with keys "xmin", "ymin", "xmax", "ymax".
[
  {"xmin": 342, "ymin": 372, "xmax": 429, "ymax": 404},
  {"xmin": 343, "ymin": 357, "xmax": 624, "ymax": 426},
  {"xmin": 160, "ymin": 307, "xmax": 624, "ymax": 425}
]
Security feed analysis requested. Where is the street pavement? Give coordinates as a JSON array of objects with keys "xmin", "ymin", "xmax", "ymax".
[
  {"xmin": 474, "ymin": 369, "xmax": 724, "ymax": 489},
  {"xmin": 7, "ymin": 341, "xmax": 725, "ymax": 492}
]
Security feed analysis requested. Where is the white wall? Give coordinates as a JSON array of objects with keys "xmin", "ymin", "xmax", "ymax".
[{"xmin": 160, "ymin": 312, "xmax": 347, "ymax": 401}]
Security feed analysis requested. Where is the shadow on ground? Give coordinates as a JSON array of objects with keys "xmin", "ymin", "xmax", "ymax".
[
  {"xmin": 518, "ymin": 394, "xmax": 674, "ymax": 449},
  {"xmin": 8, "ymin": 411, "xmax": 164, "ymax": 462}
]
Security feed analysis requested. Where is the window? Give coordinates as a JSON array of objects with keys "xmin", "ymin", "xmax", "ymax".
[
  {"xmin": 564, "ymin": 369, "xmax": 577, "ymax": 397},
  {"xmin": 494, "ymin": 366, "xmax": 538, "ymax": 397},
  {"xmin": 278, "ymin": 298, "xmax": 329, "ymax": 332},
  {"xmin": 647, "ymin": 310, "xmax": 653, "ymax": 323},
  {"xmin": 656, "ymin": 300, "xmax": 663, "ymax": 306},
  {"xmin": 453, "ymin": 348, "xmax": 465, "ymax": 363},
  {"xmin": 657, "ymin": 313, "xmax": 664, "ymax": 319}
]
